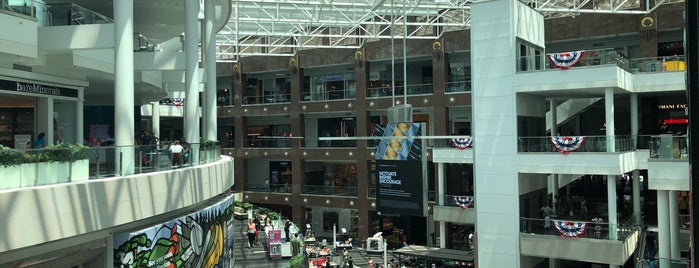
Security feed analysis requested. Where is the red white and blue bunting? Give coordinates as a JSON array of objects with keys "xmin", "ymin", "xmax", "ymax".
[
  {"xmin": 160, "ymin": 98, "xmax": 184, "ymax": 106},
  {"xmin": 552, "ymin": 220, "xmax": 587, "ymax": 238},
  {"xmin": 547, "ymin": 50, "xmax": 585, "ymax": 70},
  {"xmin": 451, "ymin": 136, "xmax": 473, "ymax": 150},
  {"xmin": 549, "ymin": 136, "xmax": 585, "ymax": 154},
  {"xmin": 453, "ymin": 196, "xmax": 474, "ymax": 209}
]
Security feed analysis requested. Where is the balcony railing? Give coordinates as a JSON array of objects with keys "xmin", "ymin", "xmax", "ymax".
[
  {"xmin": 446, "ymin": 80, "xmax": 471, "ymax": 93},
  {"xmin": 134, "ymin": 33, "xmax": 158, "ymax": 52},
  {"xmin": 243, "ymin": 137, "xmax": 292, "ymax": 148},
  {"xmin": 302, "ymin": 88, "xmax": 355, "ymax": 102},
  {"xmin": 0, "ymin": 143, "xmax": 222, "ymax": 190},
  {"xmin": 517, "ymin": 48, "xmax": 629, "ymax": 72},
  {"xmin": 520, "ymin": 217, "xmax": 638, "ymax": 241},
  {"xmin": 435, "ymin": 194, "xmax": 475, "ymax": 208},
  {"xmin": 244, "ymin": 183, "xmax": 291, "ymax": 193},
  {"xmin": 518, "ymin": 135, "xmax": 635, "ymax": 153},
  {"xmin": 367, "ymin": 83, "xmax": 434, "ymax": 98},
  {"xmin": 301, "ymin": 185, "xmax": 357, "ymax": 196},
  {"xmin": 45, "ymin": 3, "xmax": 112, "ymax": 26},
  {"xmin": 1, "ymin": 0, "xmax": 34, "ymax": 17},
  {"xmin": 628, "ymin": 55, "xmax": 686, "ymax": 73},
  {"xmin": 243, "ymin": 94, "xmax": 291, "ymax": 105},
  {"xmin": 649, "ymin": 135, "xmax": 688, "ymax": 160}
]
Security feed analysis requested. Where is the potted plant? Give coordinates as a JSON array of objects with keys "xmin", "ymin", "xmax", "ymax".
[
  {"xmin": 0, "ymin": 145, "xmax": 24, "ymax": 189},
  {"xmin": 32, "ymin": 143, "xmax": 90, "ymax": 185}
]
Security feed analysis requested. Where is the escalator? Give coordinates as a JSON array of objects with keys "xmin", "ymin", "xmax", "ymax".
[{"xmin": 546, "ymin": 98, "xmax": 601, "ymax": 134}]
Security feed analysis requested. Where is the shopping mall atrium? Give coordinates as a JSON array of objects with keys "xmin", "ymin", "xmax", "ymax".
[{"xmin": 0, "ymin": 0, "xmax": 696, "ymax": 267}]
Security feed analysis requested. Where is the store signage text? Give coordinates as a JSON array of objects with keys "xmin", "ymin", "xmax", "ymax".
[
  {"xmin": 657, "ymin": 103, "xmax": 687, "ymax": 110},
  {"xmin": 0, "ymin": 79, "xmax": 78, "ymax": 98}
]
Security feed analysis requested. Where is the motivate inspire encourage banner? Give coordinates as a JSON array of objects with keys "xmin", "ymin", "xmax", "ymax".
[{"xmin": 374, "ymin": 122, "xmax": 426, "ymax": 217}]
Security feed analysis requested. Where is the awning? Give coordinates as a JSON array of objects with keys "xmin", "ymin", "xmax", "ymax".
[{"xmin": 393, "ymin": 245, "xmax": 474, "ymax": 262}]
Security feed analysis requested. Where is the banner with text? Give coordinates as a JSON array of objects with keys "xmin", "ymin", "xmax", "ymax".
[{"xmin": 375, "ymin": 122, "xmax": 425, "ymax": 217}]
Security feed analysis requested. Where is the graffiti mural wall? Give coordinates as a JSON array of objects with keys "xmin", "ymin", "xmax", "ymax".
[{"xmin": 113, "ymin": 195, "xmax": 235, "ymax": 268}]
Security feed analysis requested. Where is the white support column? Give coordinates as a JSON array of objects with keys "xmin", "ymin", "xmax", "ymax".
[
  {"xmin": 607, "ymin": 175, "xmax": 618, "ymax": 240},
  {"xmin": 113, "ymin": 0, "xmax": 134, "ymax": 175},
  {"xmin": 204, "ymin": 0, "xmax": 217, "ymax": 141},
  {"xmin": 630, "ymin": 93, "xmax": 638, "ymax": 148},
  {"xmin": 632, "ymin": 169, "xmax": 641, "ymax": 225},
  {"xmin": 657, "ymin": 190, "xmax": 671, "ymax": 267},
  {"xmin": 184, "ymin": 0, "xmax": 200, "ymax": 162},
  {"xmin": 669, "ymin": 191, "xmax": 680, "ymax": 260},
  {"xmin": 549, "ymin": 258, "xmax": 559, "ymax": 268},
  {"xmin": 549, "ymin": 100, "xmax": 558, "ymax": 213},
  {"xmin": 438, "ymin": 163, "xmax": 445, "ymax": 206},
  {"xmin": 36, "ymin": 97, "xmax": 54, "ymax": 146},
  {"xmin": 437, "ymin": 162, "xmax": 446, "ymax": 248},
  {"xmin": 151, "ymin": 102, "xmax": 160, "ymax": 139},
  {"xmin": 604, "ymin": 88, "xmax": 615, "ymax": 152},
  {"xmin": 76, "ymin": 90, "xmax": 84, "ymax": 144},
  {"xmin": 550, "ymin": 99, "xmax": 558, "ymax": 136}
]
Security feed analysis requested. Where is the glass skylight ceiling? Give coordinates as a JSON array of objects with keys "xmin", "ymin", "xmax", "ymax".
[{"xmin": 215, "ymin": 0, "xmax": 683, "ymax": 61}]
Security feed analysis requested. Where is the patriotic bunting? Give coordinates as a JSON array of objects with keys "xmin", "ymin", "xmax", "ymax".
[
  {"xmin": 547, "ymin": 51, "xmax": 585, "ymax": 70},
  {"xmin": 451, "ymin": 136, "xmax": 473, "ymax": 150},
  {"xmin": 552, "ymin": 220, "xmax": 587, "ymax": 238},
  {"xmin": 453, "ymin": 196, "xmax": 474, "ymax": 209},
  {"xmin": 549, "ymin": 136, "xmax": 585, "ymax": 154}
]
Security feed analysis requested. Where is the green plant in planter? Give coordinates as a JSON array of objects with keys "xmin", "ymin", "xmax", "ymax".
[
  {"xmin": 0, "ymin": 145, "xmax": 23, "ymax": 167},
  {"xmin": 200, "ymin": 139, "xmax": 219, "ymax": 150},
  {"xmin": 288, "ymin": 255, "xmax": 305, "ymax": 268},
  {"xmin": 42, "ymin": 143, "xmax": 90, "ymax": 163},
  {"xmin": 234, "ymin": 201, "xmax": 254, "ymax": 211}
]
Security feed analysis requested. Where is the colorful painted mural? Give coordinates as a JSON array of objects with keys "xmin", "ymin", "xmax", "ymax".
[{"xmin": 113, "ymin": 195, "xmax": 235, "ymax": 268}]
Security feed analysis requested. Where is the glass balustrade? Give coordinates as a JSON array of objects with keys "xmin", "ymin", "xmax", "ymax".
[
  {"xmin": 628, "ymin": 55, "xmax": 686, "ymax": 73},
  {"xmin": 517, "ymin": 48, "xmax": 630, "ymax": 72},
  {"xmin": 518, "ymin": 135, "xmax": 635, "ymax": 153},
  {"xmin": 0, "ymin": 143, "xmax": 222, "ymax": 190},
  {"xmin": 649, "ymin": 135, "xmax": 688, "ymax": 159},
  {"xmin": 44, "ymin": 3, "xmax": 112, "ymax": 26},
  {"xmin": 520, "ymin": 217, "xmax": 638, "ymax": 241}
]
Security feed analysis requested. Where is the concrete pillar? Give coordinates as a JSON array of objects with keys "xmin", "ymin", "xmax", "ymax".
[
  {"xmin": 630, "ymin": 93, "xmax": 638, "ymax": 148},
  {"xmin": 184, "ymin": 0, "xmax": 200, "ymax": 162},
  {"xmin": 113, "ymin": 0, "xmax": 135, "ymax": 175},
  {"xmin": 203, "ymin": 0, "xmax": 217, "ymax": 141},
  {"xmin": 549, "ymin": 100, "xmax": 558, "ymax": 213},
  {"xmin": 669, "ymin": 191, "xmax": 680, "ymax": 259},
  {"xmin": 548, "ymin": 258, "xmax": 558, "ymax": 268},
  {"xmin": 151, "ymin": 102, "xmax": 160, "ymax": 139},
  {"xmin": 76, "ymin": 90, "xmax": 84, "ymax": 144},
  {"xmin": 604, "ymin": 88, "xmax": 615, "ymax": 151},
  {"xmin": 632, "ymin": 169, "xmax": 641, "ymax": 225},
  {"xmin": 657, "ymin": 190, "xmax": 671, "ymax": 267},
  {"xmin": 550, "ymin": 99, "xmax": 558, "ymax": 136},
  {"xmin": 439, "ymin": 221, "xmax": 446, "ymax": 249},
  {"xmin": 437, "ymin": 162, "xmax": 446, "ymax": 248},
  {"xmin": 36, "ymin": 97, "xmax": 53, "ymax": 146},
  {"xmin": 607, "ymin": 175, "xmax": 618, "ymax": 240}
]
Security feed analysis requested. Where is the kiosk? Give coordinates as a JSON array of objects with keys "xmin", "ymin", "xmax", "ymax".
[
  {"xmin": 366, "ymin": 232, "xmax": 385, "ymax": 254},
  {"xmin": 268, "ymin": 230, "xmax": 282, "ymax": 260}
]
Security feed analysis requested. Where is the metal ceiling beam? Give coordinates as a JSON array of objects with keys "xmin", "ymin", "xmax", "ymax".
[{"xmin": 215, "ymin": 0, "xmax": 684, "ymax": 61}]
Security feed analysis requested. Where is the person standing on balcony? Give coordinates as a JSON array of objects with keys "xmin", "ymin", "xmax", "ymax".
[
  {"xmin": 33, "ymin": 132, "xmax": 47, "ymax": 149},
  {"xmin": 169, "ymin": 140, "xmax": 184, "ymax": 168}
]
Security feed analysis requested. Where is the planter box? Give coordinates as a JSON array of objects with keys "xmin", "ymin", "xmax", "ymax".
[
  {"xmin": 36, "ymin": 162, "xmax": 60, "ymax": 186},
  {"xmin": 20, "ymin": 163, "xmax": 36, "ymax": 187},
  {"xmin": 0, "ymin": 165, "xmax": 21, "ymax": 190},
  {"xmin": 69, "ymin": 159, "xmax": 89, "ymax": 182}
]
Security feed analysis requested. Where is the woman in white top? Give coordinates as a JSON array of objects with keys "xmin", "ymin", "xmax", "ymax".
[{"xmin": 169, "ymin": 140, "xmax": 184, "ymax": 167}]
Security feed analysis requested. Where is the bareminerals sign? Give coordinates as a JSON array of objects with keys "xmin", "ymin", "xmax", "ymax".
[{"xmin": 0, "ymin": 79, "xmax": 78, "ymax": 98}]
